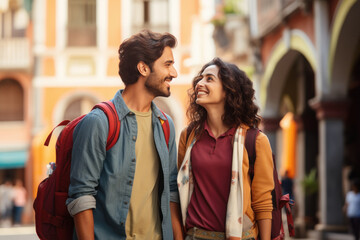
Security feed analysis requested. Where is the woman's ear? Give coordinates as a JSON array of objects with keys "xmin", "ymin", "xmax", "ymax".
[{"xmin": 137, "ymin": 61, "xmax": 150, "ymax": 77}]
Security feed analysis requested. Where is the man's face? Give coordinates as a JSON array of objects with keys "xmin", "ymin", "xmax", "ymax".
[{"xmin": 145, "ymin": 46, "xmax": 178, "ymax": 97}]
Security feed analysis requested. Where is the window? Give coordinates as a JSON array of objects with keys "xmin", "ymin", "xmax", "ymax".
[
  {"xmin": 0, "ymin": 79, "xmax": 24, "ymax": 121},
  {"xmin": 0, "ymin": 4, "xmax": 28, "ymax": 39},
  {"xmin": 63, "ymin": 97, "xmax": 95, "ymax": 121},
  {"xmin": 132, "ymin": 0, "xmax": 169, "ymax": 34},
  {"xmin": 67, "ymin": 0, "xmax": 97, "ymax": 46}
]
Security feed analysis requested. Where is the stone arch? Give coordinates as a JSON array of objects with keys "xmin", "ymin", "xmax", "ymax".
[
  {"xmin": 329, "ymin": 0, "xmax": 360, "ymax": 97},
  {"xmin": 260, "ymin": 29, "xmax": 316, "ymax": 117}
]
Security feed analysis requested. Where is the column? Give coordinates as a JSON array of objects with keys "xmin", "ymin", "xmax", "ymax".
[{"xmin": 311, "ymin": 100, "xmax": 349, "ymax": 231}]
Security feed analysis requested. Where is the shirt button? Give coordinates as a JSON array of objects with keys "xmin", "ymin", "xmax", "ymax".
[
  {"xmin": 132, "ymin": 159, "xmax": 135, "ymax": 162},
  {"xmin": 120, "ymin": 222, "xmax": 124, "ymax": 226},
  {"xmin": 128, "ymin": 180, "xmax": 132, "ymax": 185},
  {"xmin": 124, "ymin": 201, "xmax": 128, "ymax": 205},
  {"xmin": 132, "ymin": 136, "xmax": 136, "ymax": 141}
]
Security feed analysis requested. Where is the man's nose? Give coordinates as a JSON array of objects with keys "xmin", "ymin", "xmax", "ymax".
[{"xmin": 170, "ymin": 66, "xmax": 178, "ymax": 78}]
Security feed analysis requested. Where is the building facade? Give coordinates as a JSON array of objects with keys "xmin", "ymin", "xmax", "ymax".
[
  {"xmin": 249, "ymin": 0, "xmax": 360, "ymax": 238},
  {"xmin": 0, "ymin": 0, "xmax": 33, "ymax": 223}
]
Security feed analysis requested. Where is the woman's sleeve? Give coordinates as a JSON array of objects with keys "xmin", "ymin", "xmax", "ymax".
[
  {"xmin": 251, "ymin": 132, "xmax": 275, "ymax": 220},
  {"xmin": 177, "ymin": 128, "xmax": 188, "ymax": 170}
]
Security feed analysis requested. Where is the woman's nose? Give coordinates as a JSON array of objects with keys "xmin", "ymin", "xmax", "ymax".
[{"xmin": 196, "ymin": 78, "xmax": 205, "ymax": 87}]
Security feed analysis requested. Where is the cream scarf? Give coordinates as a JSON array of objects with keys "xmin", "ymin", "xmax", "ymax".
[{"xmin": 177, "ymin": 127, "xmax": 246, "ymax": 240}]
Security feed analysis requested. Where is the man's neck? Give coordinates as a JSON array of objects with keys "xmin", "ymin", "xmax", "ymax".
[{"xmin": 122, "ymin": 83, "xmax": 154, "ymax": 112}]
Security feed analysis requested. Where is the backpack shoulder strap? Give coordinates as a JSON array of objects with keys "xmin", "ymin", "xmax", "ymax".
[
  {"xmin": 158, "ymin": 110, "xmax": 170, "ymax": 149},
  {"xmin": 93, "ymin": 101, "xmax": 121, "ymax": 151},
  {"xmin": 245, "ymin": 128, "xmax": 260, "ymax": 182}
]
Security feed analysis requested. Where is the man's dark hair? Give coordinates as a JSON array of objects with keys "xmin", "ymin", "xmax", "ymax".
[{"xmin": 118, "ymin": 30, "xmax": 177, "ymax": 85}]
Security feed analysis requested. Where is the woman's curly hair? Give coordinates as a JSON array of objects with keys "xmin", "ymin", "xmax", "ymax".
[{"xmin": 187, "ymin": 57, "xmax": 261, "ymax": 136}]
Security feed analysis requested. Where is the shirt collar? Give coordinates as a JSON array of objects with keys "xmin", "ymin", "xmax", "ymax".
[
  {"xmin": 204, "ymin": 120, "xmax": 236, "ymax": 138},
  {"xmin": 112, "ymin": 89, "xmax": 167, "ymax": 121}
]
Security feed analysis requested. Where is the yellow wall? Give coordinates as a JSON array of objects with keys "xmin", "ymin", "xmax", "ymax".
[
  {"xmin": 107, "ymin": 0, "xmax": 122, "ymax": 47},
  {"xmin": 45, "ymin": 0, "xmax": 56, "ymax": 47},
  {"xmin": 180, "ymin": 0, "xmax": 199, "ymax": 45},
  {"xmin": 43, "ymin": 57, "xmax": 55, "ymax": 76}
]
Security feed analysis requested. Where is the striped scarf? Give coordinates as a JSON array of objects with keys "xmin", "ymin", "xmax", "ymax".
[{"xmin": 177, "ymin": 127, "xmax": 246, "ymax": 239}]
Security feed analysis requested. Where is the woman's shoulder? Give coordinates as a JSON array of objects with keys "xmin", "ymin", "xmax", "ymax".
[{"xmin": 253, "ymin": 129, "xmax": 272, "ymax": 152}]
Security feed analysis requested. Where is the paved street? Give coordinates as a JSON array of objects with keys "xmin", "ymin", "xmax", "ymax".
[
  {"xmin": 0, "ymin": 224, "xmax": 354, "ymax": 240},
  {"xmin": 0, "ymin": 225, "xmax": 38, "ymax": 240}
]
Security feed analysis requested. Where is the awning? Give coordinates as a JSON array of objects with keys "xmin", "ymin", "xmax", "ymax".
[{"xmin": 0, "ymin": 150, "xmax": 28, "ymax": 169}]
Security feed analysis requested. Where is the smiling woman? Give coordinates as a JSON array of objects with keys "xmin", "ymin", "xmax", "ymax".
[
  {"xmin": 194, "ymin": 65, "xmax": 226, "ymax": 113},
  {"xmin": 177, "ymin": 57, "xmax": 274, "ymax": 240}
]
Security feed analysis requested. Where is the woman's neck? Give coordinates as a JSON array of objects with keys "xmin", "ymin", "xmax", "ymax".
[{"xmin": 205, "ymin": 106, "xmax": 230, "ymax": 138}]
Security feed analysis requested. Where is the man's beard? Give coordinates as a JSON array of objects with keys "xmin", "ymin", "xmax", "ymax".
[{"xmin": 145, "ymin": 75, "xmax": 171, "ymax": 97}]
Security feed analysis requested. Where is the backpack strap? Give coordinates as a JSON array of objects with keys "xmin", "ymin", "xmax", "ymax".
[
  {"xmin": 245, "ymin": 128, "xmax": 260, "ymax": 182},
  {"xmin": 158, "ymin": 110, "xmax": 170, "ymax": 149},
  {"xmin": 93, "ymin": 101, "xmax": 121, "ymax": 151},
  {"xmin": 44, "ymin": 120, "xmax": 71, "ymax": 146},
  {"xmin": 44, "ymin": 101, "xmax": 120, "ymax": 151}
]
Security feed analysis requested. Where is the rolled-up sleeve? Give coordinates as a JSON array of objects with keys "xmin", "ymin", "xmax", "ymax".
[
  {"xmin": 66, "ymin": 110, "xmax": 108, "ymax": 213},
  {"xmin": 67, "ymin": 195, "xmax": 96, "ymax": 216},
  {"xmin": 251, "ymin": 132, "xmax": 274, "ymax": 220}
]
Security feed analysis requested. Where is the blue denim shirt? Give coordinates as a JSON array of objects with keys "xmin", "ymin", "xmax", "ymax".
[{"xmin": 66, "ymin": 90, "xmax": 179, "ymax": 240}]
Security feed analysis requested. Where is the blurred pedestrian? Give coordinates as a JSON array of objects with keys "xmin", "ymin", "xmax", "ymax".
[
  {"xmin": 344, "ymin": 178, "xmax": 360, "ymax": 240},
  {"xmin": 0, "ymin": 179, "xmax": 14, "ymax": 227},
  {"xmin": 177, "ymin": 58, "xmax": 274, "ymax": 240},
  {"xmin": 281, "ymin": 170, "xmax": 294, "ymax": 201},
  {"xmin": 12, "ymin": 179, "xmax": 27, "ymax": 225}
]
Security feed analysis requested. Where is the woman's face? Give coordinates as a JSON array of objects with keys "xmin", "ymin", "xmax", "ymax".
[{"xmin": 195, "ymin": 65, "xmax": 226, "ymax": 108}]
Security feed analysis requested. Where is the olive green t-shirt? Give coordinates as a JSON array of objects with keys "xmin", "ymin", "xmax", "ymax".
[{"xmin": 125, "ymin": 109, "xmax": 162, "ymax": 240}]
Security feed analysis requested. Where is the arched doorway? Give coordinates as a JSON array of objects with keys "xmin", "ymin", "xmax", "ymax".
[
  {"xmin": 263, "ymin": 50, "xmax": 318, "ymax": 234},
  {"xmin": 0, "ymin": 79, "xmax": 24, "ymax": 121},
  {"xmin": 344, "ymin": 53, "xmax": 360, "ymax": 183}
]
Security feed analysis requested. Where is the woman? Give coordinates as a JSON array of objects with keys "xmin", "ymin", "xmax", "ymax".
[{"xmin": 177, "ymin": 58, "xmax": 274, "ymax": 240}]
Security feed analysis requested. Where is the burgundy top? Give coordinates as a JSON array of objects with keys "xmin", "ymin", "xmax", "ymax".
[{"xmin": 185, "ymin": 122, "xmax": 236, "ymax": 232}]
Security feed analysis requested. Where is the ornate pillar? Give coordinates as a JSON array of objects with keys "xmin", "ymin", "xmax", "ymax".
[{"xmin": 310, "ymin": 100, "xmax": 349, "ymax": 232}]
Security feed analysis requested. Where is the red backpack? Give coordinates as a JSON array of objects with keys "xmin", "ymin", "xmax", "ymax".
[
  {"xmin": 245, "ymin": 128, "xmax": 295, "ymax": 240},
  {"xmin": 33, "ymin": 101, "xmax": 170, "ymax": 240}
]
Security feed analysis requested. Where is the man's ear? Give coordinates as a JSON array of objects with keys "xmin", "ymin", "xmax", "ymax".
[{"xmin": 137, "ymin": 61, "xmax": 150, "ymax": 77}]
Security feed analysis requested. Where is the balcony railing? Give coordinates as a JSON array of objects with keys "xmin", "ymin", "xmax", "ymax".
[{"xmin": 0, "ymin": 38, "xmax": 31, "ymax": 70}]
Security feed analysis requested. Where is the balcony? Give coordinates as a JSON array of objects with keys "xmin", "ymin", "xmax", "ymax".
[
  {"xmin": 255, "ymin": 0, "xmax": 308, "ymax": 38},
  {"xmin": 0, "ymin": 38, "xmax": 31, "ymax": 70}
]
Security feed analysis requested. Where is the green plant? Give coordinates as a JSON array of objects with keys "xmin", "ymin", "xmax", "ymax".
[
  {"xmin": 301, "ymin": 168, "xmax": 318, "ymax": 195},
  {"xmin": 224, "ymin": 0, "xmax": 242, "ymax": 14}
]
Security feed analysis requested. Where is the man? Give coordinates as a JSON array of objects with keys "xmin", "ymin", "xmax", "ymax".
[{"xmin": 66, "ymin": 30, "xmax": 183, "ymax": 240}]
